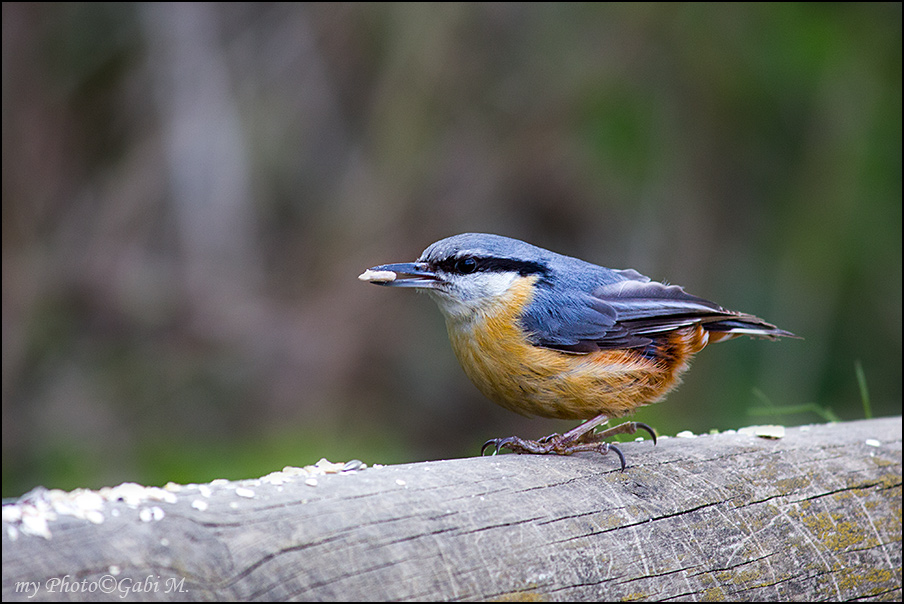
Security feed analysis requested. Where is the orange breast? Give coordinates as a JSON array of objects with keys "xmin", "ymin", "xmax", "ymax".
[{"xmin": 446, "ymin": 277, "xmax": 709, "ymax": 420}]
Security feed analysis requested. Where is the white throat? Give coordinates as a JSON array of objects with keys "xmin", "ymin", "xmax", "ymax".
[{"xmin": 426, "ymin": 271, "xmax": 521, "ymax": 321}]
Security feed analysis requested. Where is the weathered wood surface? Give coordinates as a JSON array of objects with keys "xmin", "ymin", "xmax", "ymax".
[{"xmin": 2, "ymin": 416, "xmax": 901, "ymax": 602}]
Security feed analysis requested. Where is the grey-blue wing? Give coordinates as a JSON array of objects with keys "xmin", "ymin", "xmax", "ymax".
[{"xmin": 521, "ymin": 276, "xmax": 791, "ymax": 353}]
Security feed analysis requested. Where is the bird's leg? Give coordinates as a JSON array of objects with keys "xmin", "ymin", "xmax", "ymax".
[
  {"xmin": 481, "ymin": 414, "xmax": 657, "ymax": 471},
  {"xmin": 577, "ymin": 420, "xmax": 657, "ymax": 446}
]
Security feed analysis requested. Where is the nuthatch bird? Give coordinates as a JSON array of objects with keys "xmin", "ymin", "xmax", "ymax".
[{"xmin": 360, "ymin": 233, "xmax": 796, "ymax": 469}]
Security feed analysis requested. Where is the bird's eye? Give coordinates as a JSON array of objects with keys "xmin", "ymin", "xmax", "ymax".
[{"xmin": 455, "ymin": 257, "xmax": 478, "ymax": 274}]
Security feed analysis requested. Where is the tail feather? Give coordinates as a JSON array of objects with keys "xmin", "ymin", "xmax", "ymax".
[
  {"xmin": 617, "ymin": 312, "xmax": 796, "ymax": 341},
  {"xmin": 701, "ymin": 314, "xmax": 798, "ymax": 342}
]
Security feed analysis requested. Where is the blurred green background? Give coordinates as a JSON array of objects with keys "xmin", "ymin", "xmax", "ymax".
[{"xmin": 2, "ymin": 3, "xmax": 901, "ymax": 496}]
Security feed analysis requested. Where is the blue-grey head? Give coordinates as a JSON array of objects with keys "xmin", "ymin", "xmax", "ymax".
[
  {"xmin": 359, "ymin": 233, "xmax": 614, "ymax": 320},
  {"xmin": 360, "ymin": 233, "xmax": 557, "ymax": 318},
  {"xmin": 359, "ymin": 232, "xmax": 649, "ymax": 346}
]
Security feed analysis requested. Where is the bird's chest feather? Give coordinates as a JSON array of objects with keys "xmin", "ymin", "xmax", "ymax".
[
  {"xmin": 444, "ymin": 277, "xmax": 694, "ymax": 419},
  {"xmin": 445, "ymin": 277, "xmax": 585, "ymax": 417}
]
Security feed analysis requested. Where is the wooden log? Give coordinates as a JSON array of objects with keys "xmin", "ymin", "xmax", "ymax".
[{"xmin": 2, "ymin": 416, "xmax": 901, "ymax": 601}]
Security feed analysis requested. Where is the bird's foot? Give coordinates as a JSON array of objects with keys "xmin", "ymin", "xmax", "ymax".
[{"xmin": 481, "ymin": 419, "xmax": 656, "ymax": 471}]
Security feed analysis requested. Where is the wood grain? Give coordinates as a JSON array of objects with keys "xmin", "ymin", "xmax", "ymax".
[{"xmin": 3, "ymin": 417, "xmax": 901, "ymax": 601}]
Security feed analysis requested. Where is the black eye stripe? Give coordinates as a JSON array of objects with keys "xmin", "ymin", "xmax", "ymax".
[{"xmin": 434, "ymin": 255, "xmax": 549, "ymax": 278}]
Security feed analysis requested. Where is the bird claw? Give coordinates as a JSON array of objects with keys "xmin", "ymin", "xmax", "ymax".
[
  {"xmin": 637, "ymin": 422, "xmax": 657, "ymax": 445},
  {"xmin": 608, "ymin": 443, "xmax": 627, "ymax": 471},
  {"xmin": 481, "ymin": 437, "xmax": 509, "ymax": 456},
  {"xmin": 479, "ymin": 420, "xmax": 655, "ymax": 471}
]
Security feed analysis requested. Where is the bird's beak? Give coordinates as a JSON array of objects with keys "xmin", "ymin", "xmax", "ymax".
[{"xmin": 358, "ymin": 262, "xmax": 441, "ymax": 289}]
